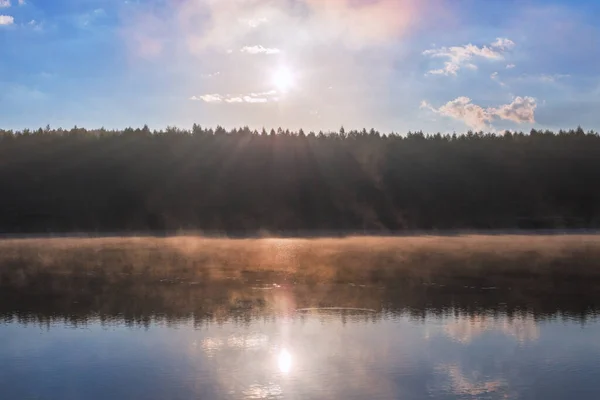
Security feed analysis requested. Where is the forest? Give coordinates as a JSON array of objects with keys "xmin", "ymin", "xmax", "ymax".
[{"xmin": 1, "ymin": 125, "xmax": 599, "ymax": 234}]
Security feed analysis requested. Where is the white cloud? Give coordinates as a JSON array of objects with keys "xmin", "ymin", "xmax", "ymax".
[
  {"xmin": 0, "ymin": 1, "xmax": 10, "ymax": 8},
  {"xmin": 506, "ymin": 64, "xmax": 516, "ymax": 69},
  {"xmin": 191, "ymin": 94, "xmax": 223, "ymax": 103},
  {"xmin": 491, "ymin": 37, "xmax": 515, "ymax": 50},
  {"xmin": 424, "ymin": 96, "xmax": 537, "ymax": 130},
  {"xmin": 423, "ymin": 38, "xmax": 515, "ymax": 76},
  {"xmin": 250, "ymin": 90, "xmax": 277, "ymax": 97},
  {"xmin": 243, "ymin": 96, "xmax": 268, "ymax": 103},
  {"xmin": 0, "ymin": 15, "xmax": 13, "ymax": 25},
  {"xmin": 420, "ymin": 100, "xmax": 434, "ymax": 111},
  {"xmin": 427, "ymin": 63, "xmax": 460, "ymax": 76},
  {"xmin": 240, "ymin": 45, "xmax": 281, "ymax": 55},
  {"xmin": 18, "ymin": 0, "xmax": 24, "ymax": 4},
  {"xmin": 191, "ymin": 90, "xmax": 279, "ymax": 104}
]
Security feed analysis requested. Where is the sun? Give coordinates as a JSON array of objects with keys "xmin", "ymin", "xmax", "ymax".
[{"xmin": 272, "ymin": 67, "xmax": 295, "ymax": 93}]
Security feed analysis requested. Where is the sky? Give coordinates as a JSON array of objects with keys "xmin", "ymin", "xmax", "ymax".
[{"xmin": 0, "ymin": 0, "xmax": 599, "ymax": 133}]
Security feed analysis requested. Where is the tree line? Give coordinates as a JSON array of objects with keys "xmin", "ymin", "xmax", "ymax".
[{"xmin": 1, "ymin": 125, "xmax": 599, "ymax": 234}]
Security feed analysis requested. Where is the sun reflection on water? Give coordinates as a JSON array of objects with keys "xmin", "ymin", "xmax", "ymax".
[{"xmin": 278, "ymin": 349, "xmax": 292, "ymax": 375}]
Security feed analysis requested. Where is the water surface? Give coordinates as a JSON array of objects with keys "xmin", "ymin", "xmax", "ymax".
[
  {"xmin": 2, "ymin": 282, "xmax": 600, "ymax": 400},
  {"xmin": 1, "ymin": 237, "xmax": 600, "ymax": 399}
]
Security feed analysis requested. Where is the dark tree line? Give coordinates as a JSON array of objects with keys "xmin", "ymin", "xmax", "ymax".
[{"xmin": 1, "ymin": 125, "xmax": 599, "ymax": 234}]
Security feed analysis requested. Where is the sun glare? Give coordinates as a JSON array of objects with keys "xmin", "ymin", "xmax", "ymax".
[{"xmin": 272, "ymin": 67, "xmax": 295, "ymax": 93}]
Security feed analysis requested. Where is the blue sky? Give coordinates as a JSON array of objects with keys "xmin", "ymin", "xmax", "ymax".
[{"xmin": 1, "ymin": 0, "xmax": 599, "ymax": 133}]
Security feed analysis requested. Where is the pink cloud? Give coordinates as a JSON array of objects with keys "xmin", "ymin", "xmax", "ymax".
[{"xmin": 424, "ymin": 96, "xmax": 537, "ymax": 130}]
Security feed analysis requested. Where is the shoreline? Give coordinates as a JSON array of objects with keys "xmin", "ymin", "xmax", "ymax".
[{"xmin": 2, "ymin": 229, "xmax": 600, "ymax": 240}]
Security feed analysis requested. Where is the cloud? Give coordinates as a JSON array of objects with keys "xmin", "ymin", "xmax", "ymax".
[
  {"xmin": 302, "ymin": 0, "xmax": 423, "ymax": 47},
  {"xmin": 238, "ymin": 17, "xmax": 267, "ymax": 28},
  {"xmin": 435, "ymin": 97, "xmax": 493, "ymax": 130},
  {"xmin": 0, "ymin": 15, "xmax": 13, "ymax": 25},
  {"xmin": 38, "ymin": 71, "xmax": 55, "ymax": 79},
  {"xmin": 506, "ymin": 64, "xmax": 516, "ymax": 69},
  {"xmin": 250, "ymin": 90, "xmax": 277, "ymax": 97},
  {"xmin": 423, "ymin": 38, "xmax": 515, "ymax": 76},
  {"xmin": 424, "ymin": 96, "xmax": 537, "ymax": 130},
  {"xmin": 489, "ymin": 96, "xmax": 537, "ymax": 124},
  {"xmin": 243, "ymin": 96, "xmax": 268, "ymax": 103},
  {"xmin": 490, "ymin": 72, "xmax": 506, "ymax": 86},
  {"xmin": 121, "ymin": 0, "xmax": 441, "ymax": 131},
  {"xmin": 191, "ymin": 94, "xmax": 223, "ymax": 103},
  {"xmin": 125, "ymin": 0, "xmax": 431, "ymax": 58},
  {"xmin": 538, "ymin": 73, "xmax": 571, "ymax": 83},
  {"xmin": 515, "ymin": 73, "xmax": 571, "ymax": 84},
  {"xmin": 240, "ymin": 45, "xmax": 281, "ymax": 55},
  {"xmin": 491, "ymin": 37, "xmax": 515, "ymax": 51},
  {"xmin": 18, "ymin": 0, "xmax": 24, "ymax": 4},
  {"xmin": 191, "ymin": 90, "xmax": 279, "ymax": 104},
  {"xmin": 420, "ymin": 100, "xmax": 435, "ymax": 111},
  {"xmin": 27, "ymin": 19, "xmax": 42, "ymax": 31},
  {"xmin": 0, "ymin": 1, "xmax": 10, "ymax": 8}
]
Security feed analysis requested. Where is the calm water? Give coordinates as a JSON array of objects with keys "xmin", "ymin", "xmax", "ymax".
[{"xmin": 1, "ymin": 279, "xmax": 600, "ymax": 400}]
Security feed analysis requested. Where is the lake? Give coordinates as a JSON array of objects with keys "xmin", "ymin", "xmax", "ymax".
[{"xmin": 1, "ymin": 236, "xmax": 600, "ymax": 399}]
